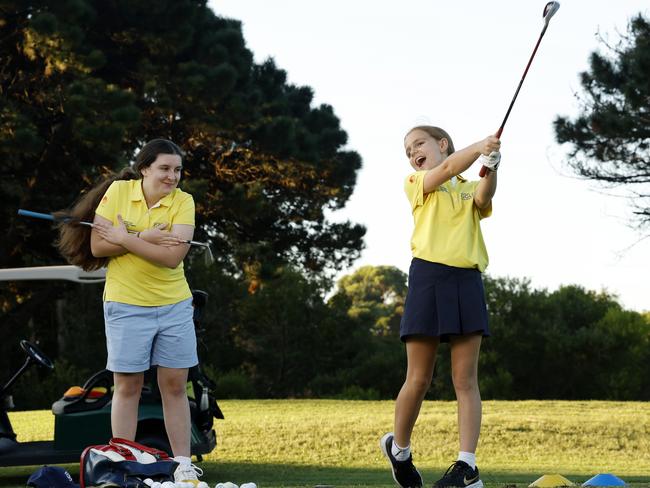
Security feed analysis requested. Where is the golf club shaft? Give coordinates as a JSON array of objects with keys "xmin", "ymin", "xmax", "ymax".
[
  {"xmin": 184, "ymin": 240, "xmax": 209, "ymax": 248},
  {"xmin": 479, "ymin": 22, "xmax": 551, "ymax": 177},
  {"xmin": 18, "ymin": 209, "xmax": 56, "ymax": 222},
  {"xmin": 20, "ymin": 209, "xmax": 209, "ymax": 248},
  {"xmin": 18, "ymin": 209, "xmax": 94, "ymax": 227}
]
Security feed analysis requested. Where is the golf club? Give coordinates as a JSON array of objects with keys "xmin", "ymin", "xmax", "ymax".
[
  {"xmin": 18, "ymin": 208, "xmax": 215, "ymax": 264},
  {"xmin": 479, "ymin": 1, "xmax": 560, "ymax": 177},
  {"xmin": 18, "ymin": 209, "xmax": 93, "ymax": 226}
]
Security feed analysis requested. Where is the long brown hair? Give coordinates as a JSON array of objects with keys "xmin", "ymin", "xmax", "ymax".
[{"xmin": 56, "ymin": 139, "xmax": 184, "ymax": 271}]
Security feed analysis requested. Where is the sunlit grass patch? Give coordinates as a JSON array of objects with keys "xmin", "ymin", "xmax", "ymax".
[{"xmin": 4, "ymin": 400, "xmax": 650, "ymax": 488}]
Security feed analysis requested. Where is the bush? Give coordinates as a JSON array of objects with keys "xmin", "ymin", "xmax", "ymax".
[
  {"xmin": 334, "ymin": 385, "xmax": 380, "ymax": 400},
  {"xmin": 213, "ymin": 369, "xmax": 256, "ymax": 399}
]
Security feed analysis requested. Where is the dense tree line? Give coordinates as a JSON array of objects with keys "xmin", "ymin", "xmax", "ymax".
[{"xmin": 8, "ymin": 265, "xmax": 650, "ymax": 409}]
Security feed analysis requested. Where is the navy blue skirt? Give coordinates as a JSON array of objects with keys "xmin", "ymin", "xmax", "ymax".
[{"xmin": 400, "ymin": 258, "xmax": 490, "ymax": 342}]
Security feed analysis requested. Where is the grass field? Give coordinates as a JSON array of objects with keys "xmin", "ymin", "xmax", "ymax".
[{"xmin": 2, "ymin": 400, "xmax": 650, "ymax": 488}]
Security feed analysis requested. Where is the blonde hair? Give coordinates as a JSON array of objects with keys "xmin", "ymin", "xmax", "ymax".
[{"xmin": 405, "ymin": 126, "xmax": 455, "ymax": 155}]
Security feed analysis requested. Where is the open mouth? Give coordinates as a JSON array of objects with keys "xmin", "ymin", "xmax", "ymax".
[{"xmin": 415, "ymin": 155, "xmax": 426, "ymax": 168}]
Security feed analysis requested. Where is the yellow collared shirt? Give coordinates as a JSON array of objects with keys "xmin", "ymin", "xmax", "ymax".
[
  {"xmin": 404, "ymin": 171, "xmax": 491, "ymax": 272},
  {"xmin": 95, "ymin": 179, "xmax": 195, "ymax": 305}
]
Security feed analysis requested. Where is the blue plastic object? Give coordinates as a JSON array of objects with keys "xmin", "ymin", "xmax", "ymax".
[
  {"xmin": 582, "ymin": 474, "xmax": 626, "ymax": 487},
  {"xmin": 18, "ymin": 209, "xmax": 55, "ymax": 221}
]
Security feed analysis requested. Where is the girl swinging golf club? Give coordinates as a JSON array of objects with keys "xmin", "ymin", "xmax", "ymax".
[
  {"xmin": 382, "ymin": 3, "xmax": 560, "ymax": 487},
  {"xmin": 380, "ymin": 127, "xmax": 500, "ymax": 488}
]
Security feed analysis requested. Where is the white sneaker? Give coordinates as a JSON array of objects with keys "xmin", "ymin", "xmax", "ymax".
[{"xmin": 174, "ymin": 464, "xmax": 209, "ymax": 488}]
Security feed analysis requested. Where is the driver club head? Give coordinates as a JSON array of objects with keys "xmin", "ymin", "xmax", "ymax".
[{"xmin": 543, "ymin": 1, "xmax": 560, "ymax": 25}]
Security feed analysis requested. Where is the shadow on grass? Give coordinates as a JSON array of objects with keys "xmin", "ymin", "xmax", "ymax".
[{"xmin": 1, "ymin": 463, "xmax": 650, "ymax": 488}]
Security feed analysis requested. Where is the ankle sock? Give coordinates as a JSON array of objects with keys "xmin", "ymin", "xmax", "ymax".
[
  {"xmin": 391, "ymin": 440, "xmax": 411, "ymax": 461},
  {"xmin": 174, "ymin": 455, "xmax": 192, "ymax": 467},
  {"xmin": 457, "ymin": 451, "xmax": 476, "ymax": 469}
]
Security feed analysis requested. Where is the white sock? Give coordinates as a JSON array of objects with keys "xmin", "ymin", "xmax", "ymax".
[
  {"xmin": 391, "ymin": 440, "xmax": 411, "ymax": 461},
  {"xmin": 174, "ymin": 455, "xmax": 192, "ymax": 467},
  {"xmin": 458, "ymin": 451, "xmax": 476, "ymax": 469}
]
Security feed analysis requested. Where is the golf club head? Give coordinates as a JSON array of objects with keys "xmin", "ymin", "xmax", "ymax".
[
  {"xmin": 203, "ymin": 244, "xmax": 215, "ymax": 266},
  {"xmin": 543, "ymin": 1, "xmax": 560, "ymax": 25}
]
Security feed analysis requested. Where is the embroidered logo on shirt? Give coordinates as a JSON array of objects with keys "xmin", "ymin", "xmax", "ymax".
[
  {"xmin": 409, "ymin": 175, "xmax": 415, "ymax": 183},
  {"xmin": 461, "ymin": 192, "xmax": 473, "ymax": 200}
]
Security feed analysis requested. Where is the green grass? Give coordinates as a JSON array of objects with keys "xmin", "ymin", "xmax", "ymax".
[{"xmin": 3, "ymin": 400, "xmax": 650, "ymax": 487}]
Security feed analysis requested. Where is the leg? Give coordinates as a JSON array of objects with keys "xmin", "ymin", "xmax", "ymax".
[
  {"xmin": 449, "ymin": 334, "xmax": 482, "ymax": 453},
  {"xmin": 111, "ymin": 372, "xmax": 144, "ymax": 439},
  {"xmin": 157, "ymin": 366, "xmax": 191, "ymax": 457},
  {"xmin": 394, "ymin": 336, "xmax": 439, "ymax": 447}
]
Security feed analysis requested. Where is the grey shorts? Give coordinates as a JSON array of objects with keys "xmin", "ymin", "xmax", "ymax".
[{"xmin": 103, "ymin": 297, "xmax": 198, "ymax": 373}]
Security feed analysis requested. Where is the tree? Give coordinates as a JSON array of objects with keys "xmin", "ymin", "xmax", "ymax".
[
  {"xmin": 332, "ymin": 265, "xmax": 408, "ymax": 336},
  {"xmin": 1, "ymin": 0, "xmax": 365, "ymax": 375},
  {"xmin": 233, "ymin": 267, "xmax": 353, "ymax": 397},
  {"xmin": 1, "ymin": 0, "xmax": 365, "ymax": 276},
  {"xmin": 554, "ymin": 14, "xmax": 650, "ymax": 230}
]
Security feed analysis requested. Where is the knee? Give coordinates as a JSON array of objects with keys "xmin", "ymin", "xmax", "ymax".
[
  {"xmin": 406, "ymin": 374, "xmax": 432, "ymax": 395},
  {"xmin": 452, "ymin": 372, "xmax": 478, "ymax": 393},
  {"xmin": 159, "ymin": 377, "xmax": 187, "ymax": 398},
  {"xmin": 114, "ymin": 377, "xmax": 143, "ymax": 398}
]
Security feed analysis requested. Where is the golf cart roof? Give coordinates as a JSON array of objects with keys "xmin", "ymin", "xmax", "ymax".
[{"xmin": 0, "ymin": 266, "xmax": 106, "ymax": 283}]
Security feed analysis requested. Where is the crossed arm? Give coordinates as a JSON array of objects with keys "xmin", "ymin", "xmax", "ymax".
[{"xmin": 90, "ymin": 214, "xmax": 193, "ymax": 268}]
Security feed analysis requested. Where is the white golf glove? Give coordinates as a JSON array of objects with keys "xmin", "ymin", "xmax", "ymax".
[{"xmin": 477, "ymin": 151, "xmax": 501, "ymax": 172}]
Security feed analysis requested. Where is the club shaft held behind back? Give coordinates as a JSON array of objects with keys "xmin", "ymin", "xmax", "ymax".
[{"xmin": 17, "ymin": 209, "xmax": 56, "ymax": 221}]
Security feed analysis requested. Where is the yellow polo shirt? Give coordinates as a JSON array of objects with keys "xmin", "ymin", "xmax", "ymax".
[
  {"xmin": 404, "ymin": 171, "xmax": 491, "ymax": 272},
  {"xmin": 95, "ymin": 179, "xmax": 195, "ymax": 306}
]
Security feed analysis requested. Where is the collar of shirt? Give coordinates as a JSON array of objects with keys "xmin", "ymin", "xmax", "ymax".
[{"xmin": 129, "ymin": 180, "xmax": 175, "ymax": 208}]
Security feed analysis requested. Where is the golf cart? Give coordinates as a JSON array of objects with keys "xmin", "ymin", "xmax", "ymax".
[{"xmin": 0, "ymin": 265, "xmax": 223, "ymax": 467}]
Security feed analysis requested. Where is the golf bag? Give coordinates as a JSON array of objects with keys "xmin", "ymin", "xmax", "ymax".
[{"xmin": 80, "ymin": 438, "xmax": 178, "ymax": 488}]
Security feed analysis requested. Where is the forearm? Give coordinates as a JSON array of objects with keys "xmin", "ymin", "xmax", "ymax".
[
  {"xmin": 91, "ymin": 235, "xmax": 127, "ymax": 258},
  {"xmin": 424, "ymin": 142, "xmax": 483, "ymax": 191},
  {"xmin": 444, "ymin": 141, "xmax": 485, "ymax": 176},
  {"xmin": 474, "ymin": 170, "xmax": 497, "ymax": 209},
  {"xmin": 120, "ymin": 233, "xmax": 189, "ymax": 268}
]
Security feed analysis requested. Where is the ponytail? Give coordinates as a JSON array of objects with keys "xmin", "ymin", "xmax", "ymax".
[{"xmin": 56, "ymin": 167, "xmax": 138, "ymax": 271}]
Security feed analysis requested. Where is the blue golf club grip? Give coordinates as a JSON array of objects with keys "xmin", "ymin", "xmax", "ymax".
[{"xmin": 18, "ymin": 209, "xmax": 56, "ymax": 221}]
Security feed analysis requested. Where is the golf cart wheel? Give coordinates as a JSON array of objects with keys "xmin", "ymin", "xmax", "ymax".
[{"xmin": 135, "ymin": 435, "xmax": 172, "ymax": 456}]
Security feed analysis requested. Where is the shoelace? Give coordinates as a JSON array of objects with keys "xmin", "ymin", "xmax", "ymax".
[{"xmin": 178, "ymin": 464, "xmax": 204, "ymax": 479}]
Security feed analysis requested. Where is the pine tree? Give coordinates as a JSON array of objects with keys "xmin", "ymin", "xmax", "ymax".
[{"xmin": 554, "ymin": 14, "xmax": 650, "ymax": 229}]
